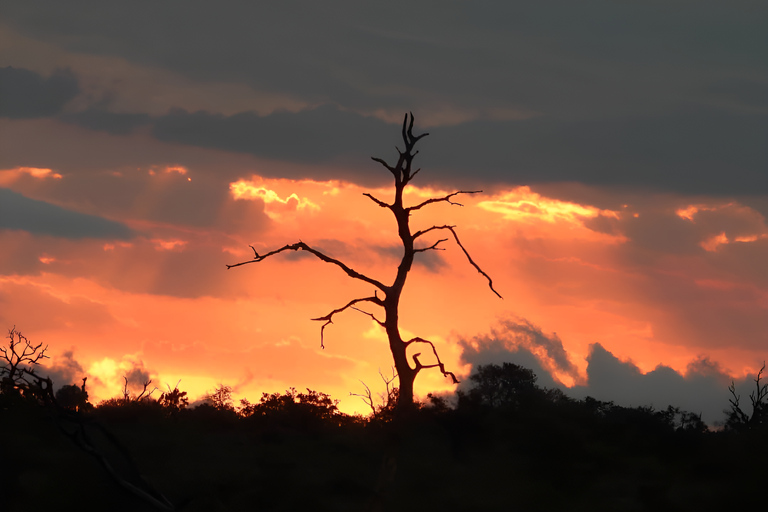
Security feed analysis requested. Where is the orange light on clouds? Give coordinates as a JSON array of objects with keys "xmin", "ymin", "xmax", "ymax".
[
  {"xmin": 478, "ymin": 186, "xmax": 619, "ymax": 225},
  {"xmin": 152, "ymin": 239, "xmax": 188, "ymax": 251},
  {"xmin": 0, "ymin": 166, "xmax": 63, "ymax": 185},
  {"xmin": 164, "ymin": 165, "xmax": 188, "ymax": 175},
  {"xmin": 3, "ymin": 170, "xmax": 768, "ymax": 416},
  {"xmin": 229, "ymin": 177, "xmax": 320, "ymax": 217},
  {"xmin": 701, "ymin": 232, "xmax": 728, "ymax": 252},
  {"xmin": 103, "ymin": 242, "xmax": 134, "ymax": 251}
]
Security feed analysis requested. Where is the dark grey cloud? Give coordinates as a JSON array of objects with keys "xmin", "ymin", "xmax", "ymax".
[
  {"xmin": 0, "ymin": 66, "xmax": 79, "ymax": 118},
  {"xmin": 458, "ymin": 316, "xmax": 581, "ymax": 390},
  {"xmin": 568, "ymin": 344, "xmax": 743, "ymax": 426},
  {"xmin": 0, "ymin": 188, "xmax": 134, "ymax": 239},
  {"xmin": 61, "ymin": 108, "xmax": 151, "ymax": 135},
  {"xmin": 2, "ymin": 2, "xmax": 765, "ymax": 194},
  {"xmin": 4, "ymin": 1, "xmax": 765, "ymax": 116},
  {"xmin": 40, "ymin": 350, "xmax": 86, "ymax": 389},
  {"xmin": 149, "ymin": 104, "xmax": 767, "ymax": 195},
  {"xmin": 426, "ymin": 110, "xmax": 768, "ymax": 195},
  {"xmin": 152, "ymin": 105, "xmax": 396, "ymax": 165},
  {"xmin": 457, "ymin": 316, "xmax": 767, "ymax": 425},
  {"xmin": 123, "ymin": 360, "xmax": 154, "ymax": 393},
  {"xmin": 375, "ymin": 244, "xmax": 447, "ymax": 273}
]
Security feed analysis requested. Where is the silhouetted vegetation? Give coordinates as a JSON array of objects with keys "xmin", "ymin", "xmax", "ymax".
[{"xmin": 4, "ymin": 324, "xmax": 768, "ymax": 512}]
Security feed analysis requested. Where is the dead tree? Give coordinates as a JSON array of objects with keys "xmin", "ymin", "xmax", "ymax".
[
  {"xmin": 726, "ymin": 361, "xmax": 768, "ymax": 430},
  {"xmin": 228, "ymin": 113, "xmax": 501, "ymax": 412},
  {"xmin": 0, "ymin": 327, "xmax": 49, "ymax": 395}
]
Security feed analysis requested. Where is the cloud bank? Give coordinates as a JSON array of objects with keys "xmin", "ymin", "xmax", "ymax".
[{"xmin": 459, "ymin": 316, "xmax": 761, "ymax": 425}]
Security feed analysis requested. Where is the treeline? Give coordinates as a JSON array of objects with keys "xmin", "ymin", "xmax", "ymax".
[{"xmin": 2, "ymin": 330, "xmax": 768, "ymax": 511}]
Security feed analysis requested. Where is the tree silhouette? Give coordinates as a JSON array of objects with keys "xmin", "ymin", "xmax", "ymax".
[
  {"xmin": 206, "ymin": 383, "xmax": 234, "ymax": 411},
  {"xmin": 725, "ymin": 361, "xmax": 768, "ymax": 431},
  {"xmin": 55, "ymin": 378, "xmax": 90, "ymax": 411},
  {"xmin": 0, "ymin": 327, "xmax": 48, "ymax": 393},
  {"xmin": 228, "ymin": 113, "xmax": 500, "ymax": 412},
  {"xmin": 466, "ymin": 362, "xmax": 542, "ymax": 409}
]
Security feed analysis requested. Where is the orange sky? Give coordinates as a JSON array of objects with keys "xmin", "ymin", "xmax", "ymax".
[
  {"xmin": 1, "ymin": 4, "xmax": 765, "ymax": 423},
  {"xmin": 3, "ymin": 164, "xmax": 767, "ymax": 415}
]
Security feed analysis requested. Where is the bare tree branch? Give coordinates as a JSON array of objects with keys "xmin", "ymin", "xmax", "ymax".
[
  {"xmin": 408, "ymin": 190, "xmax": 482, "ymax": 212},
  {"xmin": 227, "ymin": 241, "xmax": 388, "ymax": 292},
  {"xmin": 412, "ymin": 225, "xmax": 502, "ymax": 298},
  {"xmin": 350, "ymin": 306, "xmax": 385, "ymax": 327},
  {"xmin": 405, "ymin": 337, "xmax": 459, "ymax": 384},
  {"xmin": 1, "ymin": 327, "xmax": 49, "ymax": 390},
  {"xmin": 413, "ymin": 238, "xmax": 448, "ymax": 253},
  {"xmin": 371, "ymin": 156, "xmax": 398, "ymax": 177},
  {"xmin": 350, "ymin": 380, "xmax": 376, "ymax": 416},
  {"xmin": 363, "ymin": 192, "xmax": 391, "ymax": 209},
  {"xmin": 404, "ymin": 111, "xmax": 429, "ymax": 146},
  {"xmin": 311, "ymin": 296, "xmax": 384, "ymax": 348}
]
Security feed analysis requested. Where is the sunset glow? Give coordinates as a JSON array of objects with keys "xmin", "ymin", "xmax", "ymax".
[
  {"xmin": 1, "ymin": 2, "xmax": 765, "ymax": 425},
  {"xmin": 3, "ymin": 168, "xmax": 766, "ymax": 417}
]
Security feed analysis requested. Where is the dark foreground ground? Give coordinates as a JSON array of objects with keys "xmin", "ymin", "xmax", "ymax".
[{"xmin": 2, "ymin": 397, "xmax": 767, "ymax": 512}]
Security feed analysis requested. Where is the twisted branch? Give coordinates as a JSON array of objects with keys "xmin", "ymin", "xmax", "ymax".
[
  {"xmin": 412, "ymin": 225, "xmax": 501, "ymax": 298},
  {"xmin": 311, "ymin": 296, "xmax": 384, "ymax": 348},
  {"xmin": 413, "ymin": 238, "xmax": 448, "ymax": 253},
  {"xmin": 408, "ymin": 190, "xmax": 482, "ymax": 212},
  {"xmin": 363, "ymin": 192, "xmax": 391, "ymax": 209},
  {"xmin": 405, "ymin": 337, "xmax": 459, "ymax": 384},
  {"xmin": 227, "ymin": 241, "xmax": 388, "ymax": 292}
]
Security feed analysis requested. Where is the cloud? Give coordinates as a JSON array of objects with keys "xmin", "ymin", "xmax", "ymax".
[
  {"xmin": 4, "ymin": 2, "xmax": 763, "ymax": 195},
  {"xmin": 458, "ymin": 318, "xmax": 759, "ymax": 425},
  {"xmin": 86, "ymin": 354, "xmax": 160, "ymax": 400},
  {"xmin": 0, "ymin": 66, "xmax": 79, "ymax": 118},
  {"xmin": 118, "ymin": 104, "xmax": 768, "ymax": 196},
  {"xmin": 568, "ymin": 344, "xmax": 738, "ymax": 426},
  {"xmin": 0, "ymin": 188, "xmax": 135, "ymax": 240},
  {"xmin": 40, "ymin": 349, "xmax": 86, "ymax": 389},
  {"xmin": 458, "ymin": 316, "xmax": 582, "ymax": 388},
  {"xmin": 5, "ymin": 1, "xmax": 763, "ymax": 119},
  {"xmin": 152, "ymin": 105, "xmax": 396, "ymax": 165},
  {"xmin": 0, "ymin": 277, "xmax": 117, "ymax": 333},
  {"xmin": 375, "ymin": 244, "xmax": 447, "ymax": 273},
  {"xmin": 61, "ymin": 107, "xmax": 151, "ymax": 135}
]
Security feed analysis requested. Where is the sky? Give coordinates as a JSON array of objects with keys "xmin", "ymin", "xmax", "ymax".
[{"xmin": 1, "ymin": 1, "xmax": 766, "ymax": 424}]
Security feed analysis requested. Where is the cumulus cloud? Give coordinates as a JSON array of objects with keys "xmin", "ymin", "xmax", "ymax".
[
  {"xmin": 458, "ymin": 317, "xmax": 761, "ymax": 425},
  {"xmin": 39, "ymin": 349, "xmax": 86, "ymax": 390},
  {"xmin": 0, "ymin": 67, "xmax": 79, "ymax": 118},
  {"xmin": 458, "ymin": 316, "xmax": 582, "ymax": 389},
  {"xmin": 567, "ymin": 344, "xmax": 742, "ymax": 426},
  {"xmin": 0, "ymin": 188, "xmax": 135, "ymax": 239},
  {"xmin": 86, "ymin": 354, "xmax": 160, "ymax": 401}
]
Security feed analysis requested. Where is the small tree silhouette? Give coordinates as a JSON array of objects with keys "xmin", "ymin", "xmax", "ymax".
[
  {"xmin": 205, "ymin": 383, "xmax": 234, "ymax": 411},
  {"xmin": 158, "ymin": 381, "xmax": 189, "ymax": 414},
  {"xmin": 228, "ymin": 113, "xmax": 500, "ymax": 413},
  {"xmin": 726, "ymin": 361, "xmax": 768, "ymax": 431},
  {"xmin": 0, "ymin": 327, "xmax": 49, "ymax": 397}
]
